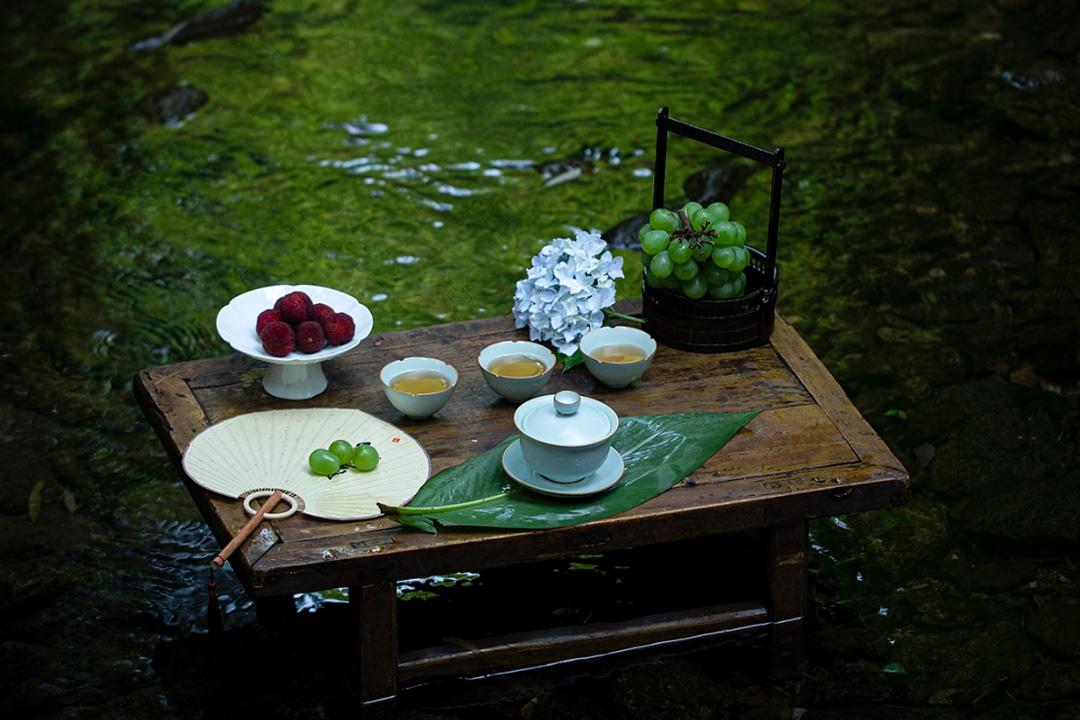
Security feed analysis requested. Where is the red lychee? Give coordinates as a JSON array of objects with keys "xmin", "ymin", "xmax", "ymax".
[
  {"xmin": 312, "ymin": 303, "xmax": 335, "ymax": 327},
  {"xmin": 259, "ymin": 321, "xmax": 295, "ymax": 357},
  {"xmin": 274, "ymin": 291, "xmax": 313, "ymax": 325},
  {"xmin": 323, "ymin": 312, "xmax": 355, "ymax": 345},
  {"xmin": 295, "ymin": 320, "xmax": 326, "ymax": 354},
  {"xmin": 256, "ymin": 308, "xmax": 283, "ymax": 335}
]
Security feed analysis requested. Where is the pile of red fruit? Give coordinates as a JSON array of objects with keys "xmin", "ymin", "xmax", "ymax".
[{"xmin": 255, "ymin": 291, "xmax": 355, "ymax": 357}]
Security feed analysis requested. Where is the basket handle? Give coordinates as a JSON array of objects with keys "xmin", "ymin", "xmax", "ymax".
[{"xmin": 650, "ymin": 106, "xmax": 786, "ymax": 299}]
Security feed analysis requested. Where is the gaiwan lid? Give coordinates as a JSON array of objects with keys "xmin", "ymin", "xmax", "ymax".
[{"xmin": 514, "ymin": 391, "xmax": 619, "ymax": 447}]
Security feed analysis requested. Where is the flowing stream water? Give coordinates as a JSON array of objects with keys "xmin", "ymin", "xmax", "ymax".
[{"xmin": 1, "ymin": 0, "xmax": 1078, "ymax": 718}]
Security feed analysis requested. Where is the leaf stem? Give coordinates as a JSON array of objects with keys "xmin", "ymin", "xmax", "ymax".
[{"xmin": 380, "ymin": 489, "xmax": 518, "ymax": 515}]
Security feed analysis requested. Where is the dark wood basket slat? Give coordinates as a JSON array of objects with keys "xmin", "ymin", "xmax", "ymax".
[{"xmin": 643, "ymin": 108, "xmax": 785, "ymax": 353}]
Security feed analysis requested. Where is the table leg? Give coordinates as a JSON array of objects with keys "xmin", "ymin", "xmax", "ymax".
[
  {"xmin": 766, "ymin": 522, "xmax": 807, "ymax": 679},
  {"xmin": 351, "ymin": 583, "xmax": 398, "ymax": 707}
]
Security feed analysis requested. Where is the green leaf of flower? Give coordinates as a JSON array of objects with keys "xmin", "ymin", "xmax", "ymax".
[{"xmin": 558, "ymin": 349, "xmax": 585, "ymax": 373}]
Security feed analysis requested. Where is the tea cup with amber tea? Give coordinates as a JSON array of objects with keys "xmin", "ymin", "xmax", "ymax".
[
  {"xmin": 478, "ymin": 341, "xmax": 555, "ymax": 403},
  {"xmin": 379, "ymin": 357, "xmax": 458, "ymax": 419},
  {"xmin": 580, "ymin": 326, "xmax": 657, "ymax": 389}
]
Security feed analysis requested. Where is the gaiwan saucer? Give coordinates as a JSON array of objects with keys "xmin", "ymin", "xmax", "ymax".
[{"xmin": 501, "ymin": 439, "xmax": 624, "ymax": 498}]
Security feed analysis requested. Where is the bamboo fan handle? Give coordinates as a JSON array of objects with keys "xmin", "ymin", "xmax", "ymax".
[{"xmin": 212, "ymin": 489, "xmax": 285, "ymax": 568}]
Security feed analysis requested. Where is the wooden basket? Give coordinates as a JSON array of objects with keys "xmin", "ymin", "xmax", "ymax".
[{"xmin": 642, "ymin": 108, "xmax": 785, "ymax": 353}]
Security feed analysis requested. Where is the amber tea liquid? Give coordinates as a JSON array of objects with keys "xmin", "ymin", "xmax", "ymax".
[
  {"xmin": 488, "ymin": 354, "xmax": 547, "ymax": 378},
  {"xmin": 390, "ymin": 370, "xmax": 451, "ymax": 395},
  {"xmin": 591, "ymin": 344, "xmax": 647, "ymax": 363}
]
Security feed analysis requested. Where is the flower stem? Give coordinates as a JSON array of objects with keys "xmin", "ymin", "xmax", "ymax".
[{"xmin": 605, "ymin": 308, "xmax": 645, "ymax": 325}]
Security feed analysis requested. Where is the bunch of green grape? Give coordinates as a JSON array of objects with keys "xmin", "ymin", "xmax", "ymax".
[
  {"xmin": 308, "ymin": 440, "xmax": 380, "ymax": 477},
  {"xmin": 639, "ymin": 201, "xmax": 751, "ymax": 300}
]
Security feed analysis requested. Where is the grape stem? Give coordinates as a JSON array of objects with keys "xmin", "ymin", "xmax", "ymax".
[
  {"xmin": 676, "ymin": 208, "xmax": 692, "ymax": 229},
  {"xmin": 672, "ymin": 208, "xmax": 717, "ymax": 247},
  {"xmin": 605, "ymin": 308, "xmax": 644, "ymax": 325}
]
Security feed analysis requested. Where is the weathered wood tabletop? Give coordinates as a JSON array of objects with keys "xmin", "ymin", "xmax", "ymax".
[{"xmin": 135, "ymin": 302, "xmax": 908, "ymax": 704}]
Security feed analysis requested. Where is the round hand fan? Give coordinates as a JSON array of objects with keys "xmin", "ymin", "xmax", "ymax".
[{"xmin": 182, "ymin": 408, "xmax": 430, "ymax": 521}]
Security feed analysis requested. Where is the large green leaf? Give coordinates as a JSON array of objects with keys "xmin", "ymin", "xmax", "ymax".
[{"xmin": 379, "ymin": 411, "xmax": 757, "ymax": 533}]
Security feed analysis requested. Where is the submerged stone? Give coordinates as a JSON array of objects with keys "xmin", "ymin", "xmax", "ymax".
[
  {"xmin": 918, "ymin": 378, "xmax": 1071, "ymax": 498},
  {"xmin": 143, "ymin": 85, "xmax": 208, "ymax": 126},
  {"xmin": 682, "ymin": 162, "xmax": 756, "ymax": 206},
  {"xmin": 944, "ymin": 549, "xmax": 1037, "ymax": 592},
  {"xmin": 839, "ymin": 498, "xmax": 953, "ymax": 579},
  {"xmin": 910, "ymin": 378, "xmax": 1078, "ymax": 541},
  {"xmin": 537, "ymin": 157, "xmax": 591, "ymax": 188},
  {"xmin": 912, "ymin": 443, "xmax": 936, "ymax": 469},
  {"xmin": 1015, "ymin": 660, "xmax": 1080, "ymax": 701},
  {"xmin": 899, "ymin": 622, "xmax": 1036, "ymax": 705},
  {"xmin": 129, "ymin": 1, "xmax": 266, "ymax": 51},
  {"xmin": 961, "ymin": 470, "xmax": 1080, "ymax": 541},
  {"xmin": 602, "ymin": 211, "xmax": 648, "ymax": 250},
  {"xmin": 1028, "ymin": 598, "xmax": 1080, "ymax": 661}
]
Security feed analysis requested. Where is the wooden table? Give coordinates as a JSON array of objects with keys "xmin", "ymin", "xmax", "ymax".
[{"xmin": 135, "ymin": 304, "xmax": 908, "ymax": 706}]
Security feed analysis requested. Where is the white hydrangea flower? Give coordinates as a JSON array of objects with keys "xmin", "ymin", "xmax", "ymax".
[{"xmin": 513, "ymin": 230, "xmax": 624, "ymax": 355}]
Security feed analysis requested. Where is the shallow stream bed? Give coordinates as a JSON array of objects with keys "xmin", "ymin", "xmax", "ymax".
[{"xmin": 1, "ymin": 1, "xmax": 1078, "ymax": 718}]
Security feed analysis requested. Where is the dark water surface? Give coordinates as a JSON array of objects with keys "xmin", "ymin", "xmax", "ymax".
[{"xmin": 2, "ymin": 0, "xmax": 1079, "ymax": 717}]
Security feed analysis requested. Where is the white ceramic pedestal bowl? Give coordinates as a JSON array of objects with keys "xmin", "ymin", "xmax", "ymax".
[{"xmin": 216, "ymin": 284, "xmax": 373, "ymax": 400}]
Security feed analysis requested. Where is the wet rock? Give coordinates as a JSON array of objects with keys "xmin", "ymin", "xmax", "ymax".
[
  {"xmin": 804, "ymin": 707, "xmax": 963, "ymax": 720},
  {"xmin": 913, "ymin": 443, "xmax": 936, "ymax": 469},
  {"xmin": 955, "ymin": 182, "xmax": 1022, "ymax": 223},
  {"xmin": 1033, "ymin": 565, "xmax": 1077, "ymax": 594},
  {"xmin": 893, "ymin": 578, "xmax": 977, "ymax": 627},
  {"xmin": 1028, "ymin": 598, "xmax": 1080, "ymax": 660},
  {"xmin": 999, "ymin": 0, "xmax": 1034, "ymax": 10},
  {"xmin": 602, "ymin": 212, "xmax": 649, "ymax": 250},
  {"xmin": 1015, "ymin": 660, "xmax": 1080, "ymax": 701},
  {"xmin": 0, "ymin": 440, "xmax": 54, "ymax": 517},
  {"xmin": 92, "ymin": 687, "xmax": 184, "ymax": 718},
  {"xmin": 961, "ymin": 469, "xmax": 1080, "ymax": 541},
  {"xmin": 1000, "ymin": 68, "xmax": 1067, "ymax": 91},
  {"xmin": 970, "ymin": 703, "xmax": 1060, "ymax": 720},
  {"xmin": 682, "ymin": 162, "xmax": 756, "ymax": 206},
  {"xmin": 972, "ymin": 238, "xmax": 1035, "ymax": 270},
  {"xmin": 537, "ymin": 158, "xmax": 591, "ymax": 188},
  {"xmin": 1009, "ymin": 366, "xmax": 1041, "ymax": 389},
  {"xmin": 607, "ymin": 658, "xmax": 726, "ymax": 719},
  {"xmin": 944, "ymin": 550, "xmax": 1036, "ymax": 592},
  {"xmin": 918, "ymin": 378, "xmax": 1072, "ymax": 499},
  {"xmin": 899, "ymin": 622, "xmax": 1036, "ymax": 704},
  {"xmin": 129, "ymin": 1, "xmax": 266, "ymax": 51},
  {"xmin": 808, "ymin": 624, "xmax": 885, "ymax": 661},
  {"xmin": 1014, "ymin": 311, "xmax": 1080, "ymax": 379},
  {"xmin": 0, "ymin": 404, "xmax": 65, "ymax": 516},
  {"xmin": 143, "ymin": 85, "xmax": 208, "ymax": 126},
  {"xmin": 804, "ymin": 659, "xmax": 912, "ymax": 705},
  {"xmin": 876, "ymin": 324, "xmax": 939, "ymax": 346},
  {"xmin": 840, "ymin": 497, "xmax": 952, "ymax": 578},
  {"xmin": 903, "ymin": 110, "xmax": 962, "ymax": 143}
]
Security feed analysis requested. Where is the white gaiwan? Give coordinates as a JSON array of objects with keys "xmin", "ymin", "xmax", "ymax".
[
  {"xmin": 513, "ymin": 390, "xmax": 619, "ymax": 483},
  {"xmin": 216, "ymin": 284, "xmax": 373, "ymax": 400}
]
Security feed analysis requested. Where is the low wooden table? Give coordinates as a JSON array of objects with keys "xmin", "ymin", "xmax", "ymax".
[{"xmin": 135, "ymin": 305, "xmax": 908, "ymax": 706}]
